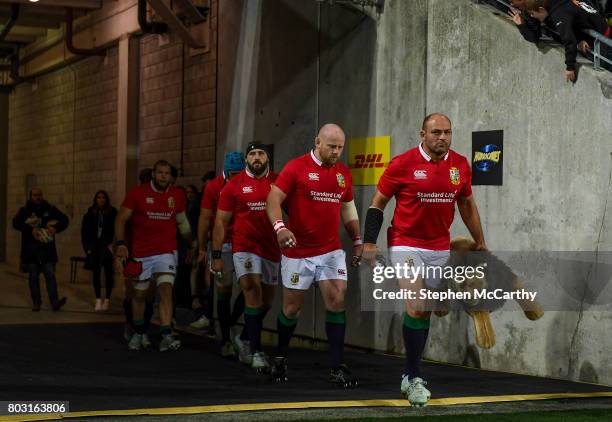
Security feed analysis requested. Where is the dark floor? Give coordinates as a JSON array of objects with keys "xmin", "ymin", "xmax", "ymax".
[{"xmin": 1, "ymin": 323, "xmax": 610, "ymax": 413}]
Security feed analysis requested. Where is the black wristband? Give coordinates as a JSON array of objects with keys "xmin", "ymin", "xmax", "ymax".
[
  {"xmin": 116, "ymin": 240, "xmax": 126, "ymax": 246},
  {"xmin": 211, "ymin": 250, "xmax": 222, "ymax": 259},
  {"xmin": 363, "ymin": 207, "xmax": 384, "ymax": 244}
]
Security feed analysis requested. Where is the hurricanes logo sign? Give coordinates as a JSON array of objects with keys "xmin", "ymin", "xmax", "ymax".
[
  {"xmin": 473, "ymin": 144, "xmax": 501, "ymax": 172},
  {"xmin": 336, "ymin": 173, "xmax": 346, "ymax": 188},
  {"xmin": 290, "ymin": 273, "xmax": 299, "ymax": 286},
  {"xmin": 449, "ymin": 167, "xmax": 460, "ymax": 185}
]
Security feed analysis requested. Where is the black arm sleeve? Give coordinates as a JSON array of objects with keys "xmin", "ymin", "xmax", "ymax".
[{"xmin": 363, "ymin": 207, "xmax": 384, "ymax": 244}]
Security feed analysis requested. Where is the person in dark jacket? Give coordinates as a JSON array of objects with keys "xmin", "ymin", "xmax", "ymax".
[
  {"xmin": 81, "ymin": 190, "xmax": 117, "ymax": 311},
  {"xmin": 508, "ymin": 0, "xmax": 548, "ymax": 43},
  {"xmin": 12, "ymin": 188, "xmax": 69, "ymax": 311},
  {"xmin": 525, "ymin": 0, "xmax": 611, "ymax": 81}
]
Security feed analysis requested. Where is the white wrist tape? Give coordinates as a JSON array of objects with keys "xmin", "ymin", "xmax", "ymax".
[{"xmin": 273, "ymin": 220, "xmax": 286, "ymax": 233}]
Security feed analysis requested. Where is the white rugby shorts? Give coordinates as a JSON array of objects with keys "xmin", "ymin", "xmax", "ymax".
[
  {"xmin": 281, "ymin": 249, "xmax": 347, "ymax": 290},
  {"xmin": 132, "ymin": 251, "xmax": 177, "ymax": 290},
  {"xmin": 389, "ymin": 246, "xmax": 450, "ymax": 288},
  {"xmin": 233, "ymin": 252, "xmax": 279, "ymax": 285}
]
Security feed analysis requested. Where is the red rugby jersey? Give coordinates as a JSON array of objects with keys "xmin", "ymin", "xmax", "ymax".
[
  {"xmin": 201, "ymin": 175, "xmax": 233, "ymax": 243},
  {"xmin": 217, "ymin": 169, "xmax": 280, "ymax": 262},
  {"xmin": 274, "ymin": 151, "xmax": 353, "ymax": 258},
  {"xmin": 377, "ymin": 144, "xmax": 472, "ymax": 250},
  {"xmin": 122, "ymin": 182, "xmax": 186, "ymax": 258}
]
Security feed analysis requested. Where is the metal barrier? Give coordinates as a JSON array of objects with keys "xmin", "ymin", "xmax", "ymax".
[
  {"xmin": 481, "ymin": 0, "xmax": 612, "ymax": 71},
  {"xmin": 584, "ymin": 28, "xmax": 612, "ymax": 70}
]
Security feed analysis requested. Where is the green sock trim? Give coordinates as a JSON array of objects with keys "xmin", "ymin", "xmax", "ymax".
[
  {"xmin": 133, "ymin": 319, "xmax": 145, "ymax": 326},
  {"xmin": 245, "ymin": 306, "xmax": 263, "ymax": 316},
  {"xmin": 403, "ymin": 313, "xmax": 430, "ymax": 329},
  {"xmin": 278, "ymin": 311, "xmax": 298, "ymax": 327},
  {"xmin": 160, "ymin": 325, "xmax": 172, "ymax": 335},
  {"xmin": 325, "ymin": 310, "xmax": 346, "ymax": 324}
]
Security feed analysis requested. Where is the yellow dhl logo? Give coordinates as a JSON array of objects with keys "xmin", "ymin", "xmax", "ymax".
[{"xmin": 473, "ymin": 151, "xmax": 501, "ymax": 163}]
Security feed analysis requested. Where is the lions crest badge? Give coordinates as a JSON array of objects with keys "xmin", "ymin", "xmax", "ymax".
[
  {"xmin": 290, "ymin": 273, "xmax": 299, "ymax": 286},
  {"xmin": 449, "ymin": 167, "xmax": 460, "ymax": 186},
  {"xmin": 168, "ymin": 196, "xmax": 176, "ymax": 208},
  {"xmin": 336, "ymin": 173, "xmax": 346, "ymax": 188}
]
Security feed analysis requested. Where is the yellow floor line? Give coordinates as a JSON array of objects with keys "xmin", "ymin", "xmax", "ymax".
[{"xmin": 3, "ymin": 391, "xmax": 612, "ymax": 421}]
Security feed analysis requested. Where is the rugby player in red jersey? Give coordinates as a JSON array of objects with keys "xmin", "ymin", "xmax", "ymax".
[
  {"xmin": 362, "ymin": 113, "xmax": 487, "ymax": 406},
  {"xmin": 266, "ymin": 124, "xmax": 363, "ymax": 387},
  {"xmin": 115, "ymin": 160, "xmax": 196, "ymax": 352},
  {"xmin": 197, "ymin": 152, "xmax": 246, "ymax": 358},
  {"xmin": 212, "ymin": 142, "xmax": 280, "ymax": 372}
]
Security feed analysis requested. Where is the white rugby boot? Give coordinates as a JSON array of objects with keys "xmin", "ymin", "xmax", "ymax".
[{"xmin": 401, "ymin": 375, "xmax": 431, "ymax": 407}]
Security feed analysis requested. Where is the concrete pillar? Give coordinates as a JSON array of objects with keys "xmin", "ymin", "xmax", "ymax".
[{"xmin": 116, "ymin": 34, "xmax": 140, "ymax": 200}]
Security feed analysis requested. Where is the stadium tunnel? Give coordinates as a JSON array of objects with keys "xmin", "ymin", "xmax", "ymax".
[{"xmin": 0, "ymin": 0, "xmax": 612, "ymax": 418}]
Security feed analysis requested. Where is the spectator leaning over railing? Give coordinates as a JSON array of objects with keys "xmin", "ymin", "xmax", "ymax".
[
  {"xmin": 524, "ymin": 0, "xmax": 611, "ymax": 82},
  {"xmin": 508, "ymin": 0, "xmax": 547, "ymax": 43}
]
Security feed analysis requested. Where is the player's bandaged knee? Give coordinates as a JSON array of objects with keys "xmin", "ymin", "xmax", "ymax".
[
  {"xmin": 176, "ymin": 212, "xmax": 192, "ymax": 238},
  {"xmin": 341, "ymin": 200, "xmax": 359, "ymax": 223},
  {"xmin": 363, "ymin": 207, "xmax": 384, "ymax": 244},
  {"xmin": 156, "ymin": 274, "xmax": 175, "ymax": 285}
]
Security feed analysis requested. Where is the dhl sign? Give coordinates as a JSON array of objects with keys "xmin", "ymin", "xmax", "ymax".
[{"xmin": 348, "ymin": 136, "xmax": 390, "ymax": 186}]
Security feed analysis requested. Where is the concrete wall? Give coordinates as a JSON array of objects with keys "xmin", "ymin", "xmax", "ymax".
[
  {"xmin": 6, "ymin": 1, "xmax": 218, "ymax": 277},
  {"xmin": 424, "ymin": 0, "xmax": 612, "ymax": 384},
  {"xmin": 221, "ymin": 0, "xmax": 612, "ymax": 384},
  {"xmin": 139, "ymin": 28, "xmax": 217, "ymax": 186},
  {"xmin": 7, "ymin": 52, "xmax": 119, "ymax": 273}
]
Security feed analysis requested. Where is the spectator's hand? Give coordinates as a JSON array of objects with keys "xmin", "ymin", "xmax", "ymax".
[
  {"xmin": 565, "ymin": 70, "xmax": 577, "ymax": 83},
  {"xmin": 46, "ymin": 226, "xmax": 56, "ymax": 236},
  {"xmin": 276, "ymin": 228, "xmax": 297, "ymax": 249},
  {"xmin": 115, "ymin": 244, "xmax": 129, "ymax": 260},
  {"xmin": 25, "ymin": 216, "xmax": 40, "ymax": 227},
  {"xmin": 577, "ymin": 40, "xmax": 590, "ymax": 55},
  {"xmin": 508, "ymin": 8, "xmax": 524, "ymax": 25}
]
